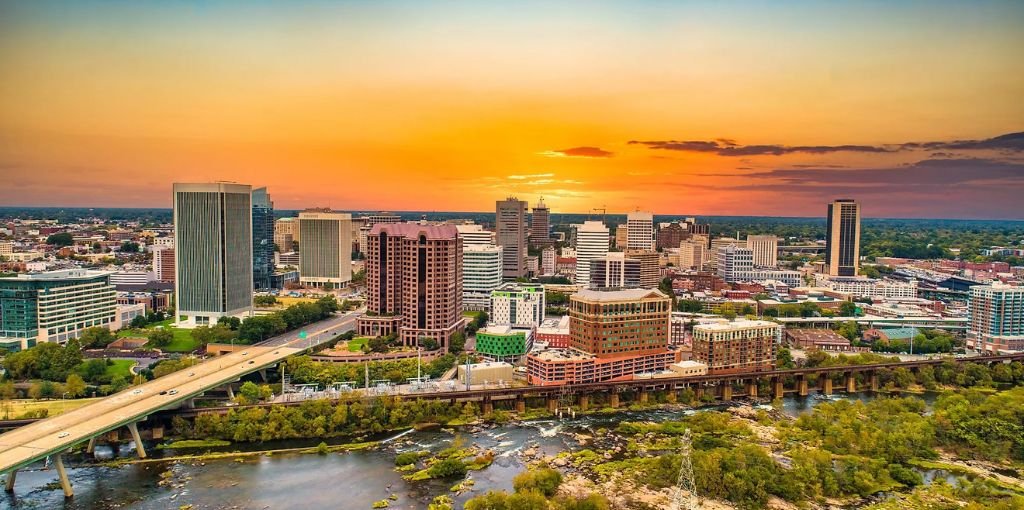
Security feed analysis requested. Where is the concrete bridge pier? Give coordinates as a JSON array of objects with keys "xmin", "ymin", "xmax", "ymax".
[
  {"xmin": 721, "ymin": 384, "xmax": 733, "ymax": 402},
  {"xmin": 127, "ymin": 422, "xmax": 147, "ymax": 459},
  {"xmin": 797, "ymin": 376, "xmax": 809, "ymax": 397},
  {"xmin": 638, "ymin": 390, "xmax": 649, "ymax": 404},
  {"xmin": 482, "ymin": 398, "xmax": 494, "ymax": 415},
  {"xmin": 869, "ymin": 371, "xmax": 879, "ymax": 392},
  {"xmin": 845, "ymin": 373, "xmax": 856, "ymax": 393},
  {"xmin": 54, "ymin": 451, "xmax": 73, "ymax": 498},
  {"xmin": 694, "ymin": 387, "xmax": 705, "ymax": 401},
  {"xmin": 746, "ymin": 380, "xmax": 758, "ymax": 398},
  {"xmin": 86, "ymin": 436, "xmax": 97, "ymax": 454},
  {"xmin": 822, "ymin": 377, "xmax": 833, "ymax": 396},
  {"xmin": 515, "ymin": 397, "xmax": 525, "ymax": 413},
  {"xmin": 579, "ymin": 395, "xmax": 590, "ymax": 411},
  {"xmin": 547, "ymin": 397, "xmax": 557, "ymax": 413},
  {"xmin": 609, "ymin": 393, "xmax": 620, "ymax": 408},
  {"xmin": 773, "ymin": 378, "xmax": 784, "ymax": 400},
  {"xmin": 666, "ymin": 390, "xmax": 677, "ymax": 404},
  {"xmin": 258, "ymin": 369, "xmax": 268, "ymax": 382},
  {"xmin": 5, "ymin": 470, "xmax": 16, "ymax": 493},
  {"xmin": 225, "ymin": 384, "xmax": 235, "ymax": 400}
]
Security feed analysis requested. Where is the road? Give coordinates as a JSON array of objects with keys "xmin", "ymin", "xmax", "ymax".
[{"xmin": 0, "ymin": 310, "xmax": 361, "ymax": 475}]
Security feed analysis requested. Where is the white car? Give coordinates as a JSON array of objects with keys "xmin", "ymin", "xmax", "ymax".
[
  {"xmin": 241, "ymin": 351, "xmax": 249, "ymax": 356},
  {"xmin": 131, "ymin": 389, "xmax": 143, "ymax": 396},
  {"xmin": 57, "ymin": 432, "xmax": 69, "ymax": 438},
  {"xmin": 168, "ymin": 389, "xmax": 179, "ymax": 396}
]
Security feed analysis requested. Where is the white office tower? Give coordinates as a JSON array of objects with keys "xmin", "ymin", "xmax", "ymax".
[
  {"xmin": 575, "ymin": 220, "xmax": 610, "ymax": 287},
  {"xmin": 626, "ymin": 211, "xmax": 655, "ymax": 250},
  {"xmin": 463, "ymin": 244, "xmax": 503, "ymax": 311},
  {"xmin": 490, "ymin": 282, "xmax": 546, "ymax": 328},
  {"xmin": 679, "ymin": 240, "xmax": 707, "ymax": 270},
  {"xmin": 456, "ymin": 224, "xmax": 497, "ymax": 247},
  {"xmin": 173, "ymin": 182, "xmax": 253, "ymax": 326},
  {"xmin": 746, "ymin": 235, "xmax": 779, "ymax": 267},
  {"xmin": 717, "ymin": 245, "xmax": 754, "ymax": 282},
  {"xmin": 298, "ymin": 210, "xmax": 353, "ymax": 289}
]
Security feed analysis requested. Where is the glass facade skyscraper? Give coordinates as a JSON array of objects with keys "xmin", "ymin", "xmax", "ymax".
[{"xmin": 252, "ymin": 187, "xmax": 275, "ymax": 290}]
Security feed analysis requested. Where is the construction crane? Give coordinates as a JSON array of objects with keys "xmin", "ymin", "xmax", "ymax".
[
  {"xmin": 671, "ymin": 428, "xmax": 699, "ymax": 510},
  {"xmin": 591, "ymin": 206, "xmax": 607, "ymax": 224}
]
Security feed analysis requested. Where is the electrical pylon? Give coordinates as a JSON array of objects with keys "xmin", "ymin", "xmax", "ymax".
[{"xmin": 671, "ymin": 428, "xmax": 699, "ymax": 510}]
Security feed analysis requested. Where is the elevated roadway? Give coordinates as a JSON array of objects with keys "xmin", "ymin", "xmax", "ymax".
[{"xmin": 0, "ymin": 309, "xmax": 361, "ymax": 495}]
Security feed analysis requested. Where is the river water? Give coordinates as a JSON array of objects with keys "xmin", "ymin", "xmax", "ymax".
[{"xmin": 0, "ymin": 392, "xmax": 944, "ymax": 510}]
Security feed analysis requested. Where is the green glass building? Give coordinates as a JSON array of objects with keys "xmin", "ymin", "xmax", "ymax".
[
  {"xmin": 0, "ymin": 269, "xmax": 117, "ymax": 351},
  {"xmin": 475, "ymin": 325, "xmax": 533, "ymax": 359}
]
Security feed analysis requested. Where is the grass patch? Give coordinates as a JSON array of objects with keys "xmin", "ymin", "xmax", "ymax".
[
  {"xmin": 347, "ymin": 337, "xmax": 370, "ymax": 352},
  {"xmin": 159, "ymin": 439, "xmax": 232, "ymax": 449},
  {"xmin": 462, "ymin": 311, "xmax": 483, "ymax": 319},
  {"xmin": 118, "ymin": 325, "xmax": 199, "ymax": 352},
  {"xmin": 104, "ymin": 359, "xmax": 136, "ymax": 379},
  {"xmin": 0, "ymin": 397, "xmax": 102, "ymax": 419}
]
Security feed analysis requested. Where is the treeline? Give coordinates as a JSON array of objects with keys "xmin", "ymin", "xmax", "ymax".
[
  {"xmin": 464, "ymin": 467, "xmax": 610, "ymax": 510},
  {"xmin": 237, "ymin": 296, "xmax": 344, "ymax": 343},
  {"xmin": 283, "ymin": 354, "xmax": 464, "ymax": 388},
  {"xmin": 171, "ymin": 396, "xmax": 480, "ymax": 441}
]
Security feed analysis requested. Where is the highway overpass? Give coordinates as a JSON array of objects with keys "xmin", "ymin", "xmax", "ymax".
[
  {"xmin": 0, "ymin": 309, "xmax": 361, "ymax": 497},
  {"xmin": 776, "ymin": 315, "xmax": 968, "ymax": 330}
]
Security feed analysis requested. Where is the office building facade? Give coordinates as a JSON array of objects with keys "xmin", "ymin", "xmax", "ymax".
[
  {"xmin": 496, "ymin": 197, "xmax": 528, "ymax": 278},
  {"xmin": 357, "ymin": 223, "xmax": 465, "ymax": 347},
  {"xmin": 456, "ymin": 224, "xmax": 496, "ymax": 246},
  {"xmin": 0, "ymin": 269, "xmax": 117, "ymax": 350},
  {"xmin": 530, "ymin": 197, "xmax": 551, "ymax": 246},
  {"xmin": 746, "ymin": 235, "xmax": 778, "ymax": 267},
  {"xmin": 624, "ymin": 249, "xmax": 660, "ymax": 288},
  {"xmin": 692, "ymin": 320, "xmax": 780, "ymax": 375},
  {"xmin": 826, "ymin": 199, "xmax": 861, "ymax": 277},
  {"xmin": 174, "ymin": 182, "xmax": 254, "ymax": 326},
  {"xmin": 252, "ymin": 187, "xmax": 275, "ymax": 290},
  {"xmin": 575, "ymin": 220, "xmax": 610, "ymax": 287},
  {"xmin": 570, "ymin": 288, "xmax": 671, "ymax": 358},
  {"xmin": 153, "ymin": 245, "xmax": 175, "ymax": 283},
  {"xmin": 490, "ymin": 282, "xmax": 546, "ymax": 328},
  {"xmin": 626, "ymin": 211, "xmax": 655, "ymax": 250},
  {"xmin": 274, "ymin": 217, "xmax": 299, "ymax": 252},
  {"xmin": 967, "ymin": 284, "xmax": 1024, "ymax": 353},
  {"xmin": 589, "ymin": 252, "xmax": 641, "ymax": 289},
  {"xmin": 298, "ymin": 210, "xmax": 353, "ymax": 288},
  {"xmin": 463, "ymin": 244, "xmax": 502, "ymax": 312}
]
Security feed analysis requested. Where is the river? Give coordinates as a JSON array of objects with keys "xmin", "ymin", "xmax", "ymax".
[{"xmin": 0, "ymin": 391, "xmax": 945, "ymax": 510}]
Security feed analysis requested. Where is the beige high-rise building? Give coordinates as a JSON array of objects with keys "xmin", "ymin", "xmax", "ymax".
[
  {"xmin": 708, "ymin": 237, "xmax": 742, "ymax": 270},
  {"xmin": 496, "ymin": 197, "xmax": 528, "ymax": 278},
  {"xmin": 274, "ymin": 217, "xmax": 299, "ymax": 251},
  {"xmin": 626, "ymin": 211, "xmax": 655, "ymax": 250},
  {"xmin": 614, "ymin": 226, "xmax": 628, "ymax": 249},
  {"xmin": 679, "ymin": 240, "xmax": 707, "ymax": 270},
  {"xmin": 746, "ymin": 235, "xmax": 779, "ymax": 267},
  {"xmin": 826, "ymin": 199, "xmax": 861, "ymax": 277},
  {"xmin": 298, "ymin": 210, "xmax": 353, "ymax": 289},
  {"xmin": 624, "ymin": 249, "xmax": 660, "ymax": 289},
  {"xmin": 575, "ymin": 220, "xmax": 610, "ymax": 287}
]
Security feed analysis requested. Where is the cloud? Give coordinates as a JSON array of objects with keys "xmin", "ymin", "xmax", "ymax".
[
  {"xmin": 628, "ymin": 139, "xmax": 892, "ymax": 156},
  {"xmin": 508, "ymin": 173, "xmax": 554, "ymax": 180},
  {"xmin": 739, "ymin": 157, "xmax": 1024, "ymax": 189},
  {"xmin": 541, "ymin": 146, "xmax": 613, "ymax": 158},
  {"xmin": 628, "ymin": 131, "xmax": 1024, "ymax": 157}
]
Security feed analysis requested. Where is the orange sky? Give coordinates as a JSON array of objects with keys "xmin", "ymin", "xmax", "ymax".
[{"xmin": 1, "ymin": 2, "xmax": 1023, "ymax": 218}]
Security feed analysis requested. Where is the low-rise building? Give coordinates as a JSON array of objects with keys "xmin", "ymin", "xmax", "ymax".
[
  {"xmin": 785, "ymin": 328, "xmax": 860, "ymax": 352},
  {"xmin": 692, "ymin": 320, "xmax": 779, "ymax": 375},
  {"xmin": 490, "ymin": 282, "xmax": 545, "ymax": 328},
  {"xmin": 474, "ymin": 325, "xmax": 534, "ymax": 361},
  {"xmin": 535, "ymin": 315, "xmax": 570, "ymax": 348}
]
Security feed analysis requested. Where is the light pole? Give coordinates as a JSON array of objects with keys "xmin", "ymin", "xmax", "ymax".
[{"xmin": 61, "ymin": 392, "xmax": 70, "ymax": 416}]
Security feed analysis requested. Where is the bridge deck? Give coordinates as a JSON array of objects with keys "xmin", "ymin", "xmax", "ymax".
[{"xmin": 0, "ymin": 310, "xmax": 360, "ymax": 474}]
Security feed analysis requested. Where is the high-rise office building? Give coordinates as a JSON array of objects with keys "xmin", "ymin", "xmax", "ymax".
[
  {"xmin": 657, "ymin": 222, "xmax": 688, "ymax": 250},
  {"xmin": 0, "ymin": 269, "xmax": 117, "ymax": 350},
  {"xmin": 589, "ymin": 252, "xmax": 641, "ymax": 288},
  {"xmin": 252, "ymin": 187, "xmax": 275, "ymax": 290},
  {"xmin": 746, "ymin": 235, "xmax": 778, "ymax": 267},
  {"xmin": 717, "ymin": 245, "xmax": 754, "ymax": 282},
  {"xmin": 826, "ymin": 199, "xmax": 861, "ymax": 277},
  {"xmin": 456, "ymin": 224, "xmax": 496, "ymax": 246},
  {"xmin": 624, "ymin": 249, "xmax": 660, "ymax": 288},
  {"xmin": 541, "ymin": 246, "xmax": 556, "ymax": 275},
  {"xmin": 463, "ymin": 244, "xmax": 502, "ymax": 312},
  {"xmin": 967, "ymin": 283, "xmax": 1024, "ymax": 353},
  {"xmin": 679, "ymin": 240, "xmax": 708, "ymax": 270},
  {"xmin": 298, "ymin": 209, "xmax": 353, "ymax": 289},
  {"xmin": 575, "ymin": 220, "xmax": 610, "ymax": 287},
  {"xmin": 490, "ymin": 282, "xmax": 546, "ymax": 328},
  {"xmin": 274, "ymin": 217, "xmax": 299, "ymax": 252},
  {"xmin": 614, "ymin": 225, "xmax": 628, "ymax": 249},
  {"xmin": 626, "ymin": 211, "xmax": 655, "ymax": 250},
  {"xmin": 496, "ymin": 197, "xmax": 528, "ymax": 278},
  {"xmin": 530, "ymin": 197, "xmax": 551, "ymax": 246},
  {"xmin": 708, "ymin": 237, "xmax": 742, "ymax": 270},
  {"xmin": 357, "ymin": 223, "xmax": 464, "ymax": 347},
  {"xmin": 173, "ymin": 182, "xmax": 254, "ymax": 326},
  {"xmin": 152, "ymin": 245, "xmax": 175, "ymax": 283}
]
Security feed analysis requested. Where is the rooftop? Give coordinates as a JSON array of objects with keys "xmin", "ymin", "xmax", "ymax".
[
  {"xmin": 1, "ymin": 269, "xmax": 112, "ymax": 281},
  {"xmin": 370, "ymin": 222, "xmax": 458, "ymax": 239},
  {"xmin": 574, "ymin": 288, "xmax": 668, "ymax": 302},
  {"xmin": 694, "ymin": 320, "xmax": 780, "ymax": 332}
]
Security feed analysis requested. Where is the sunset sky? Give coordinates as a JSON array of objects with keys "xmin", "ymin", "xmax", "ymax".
[{"xmin": 1, "ymin": 1, "xmax": 1023, "ymax": 218}]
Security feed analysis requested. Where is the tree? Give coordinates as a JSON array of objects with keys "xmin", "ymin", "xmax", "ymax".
[
  {"xmin": 420, "ymin": 337, "xmax": 440, "ymax": 351},
  {"xmin": 720, "ymin": 303, "xmax": 738, "ymax": 321},
  {"xmin": 238, "ymin": 381, "xmax": 264, "ymax": 404},
  {"xmin": 513, "ymin": 467, "xmax": 562, "ymax": 497},
  {"xmin": 64, "ymin": 373, "xmax": 86, "ymax": 397},
  {"xmin": 448, "ymin": 332, "xmax": 466, "ymax": 354},
  {"xmin": 129, "ymin": 314, "xmax": 149, "ymax": 329},
  {"xmin": 78, "ymin": 326, "xmax": 115, "ymax": 349},
  {"xmin": 46, "ymin": 232, "xmax": 73, "ymax": 247},
  {"xmin": 147, "ymin": 328, "xmax": 174, "ymax": 348},
  {"xmin": 119, "ymin": 241, "xmax": 140, "ymax": 253},
  {"xmin": 428, "ymin": 457, "xmax": 467, "ymax": 478},
  {"xmin": 839, "ymin": 301, "xmax": 858, "ymax": 317},
  {"xmin": 218, "ymin": 316, "xmax": 242, "ymax": 330}
]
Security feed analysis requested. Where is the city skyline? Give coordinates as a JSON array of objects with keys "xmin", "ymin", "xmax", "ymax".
[{"xmin": 2, "ymin": 1, "xmax": 1023, "ymax": 219}]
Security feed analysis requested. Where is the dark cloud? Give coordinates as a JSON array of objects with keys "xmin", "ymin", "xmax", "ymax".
[
  {"xmin": 628, "ymin": 139, "xmax": 892, "ymax": 156},
  {"xmin": 628, "ymin": 131, "xmax": 1024, "ymax": 157},
  {"xmin": 741, "ymin": 157, "xmax": 1024, "ymax": 188},
  {"xmin": 545, "ymin": 146, "xmax": 613, "ymax": 158}
]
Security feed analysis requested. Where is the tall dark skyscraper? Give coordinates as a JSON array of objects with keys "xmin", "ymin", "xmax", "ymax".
[
  {"xmin": 529, "ymin": 197, "xmax": 550, "ymax": 246},
  {"xmin": 825, "ymin": 199, "xmax": 861, "ymax": 277},
  {"xmin": 496, "ymin": 197, "xmax": 527, "ymax": 279},
  {"xmin": 251, "ymin": 187, "xmax": 275, "ymax": 290}
]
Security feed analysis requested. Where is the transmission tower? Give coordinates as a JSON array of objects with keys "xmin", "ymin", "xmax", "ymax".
[
  {"xmin": 556, "ymin": 385, "xmax": 575, "ymax": 419},
  {"xmin": 671, "ymin": 428, "xmax": 699, "ymax": 510}
]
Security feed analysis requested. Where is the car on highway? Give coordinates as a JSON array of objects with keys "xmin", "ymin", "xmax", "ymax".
[
  {"xmin": 241, "ymin": 351, "xmax": 249, "ymax": 356},
  {"xmin": 168, "ymin": 389, "xmax": 178, "ymax": 395},
  {"xmin": 188, "ymin": 372, "xmax": 195, "ymax": 377},
  {"xmin": 159, "ymin": 390, "xmax": 167, "ymax": 395},
  {"xmin": 248, "ymin": 360, "xmax": 255, "ymax": 365},
  {"xmin": 58, "ymin": 432, "xmax": 69, "ymax": 438},
  {"xmin": 131, "ymin": 389, "xmax": 143, "ymax": 396}
]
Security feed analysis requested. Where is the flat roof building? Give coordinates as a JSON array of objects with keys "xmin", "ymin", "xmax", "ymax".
[
  {"xmin": 968, "ymin": 283, "xmax": 1024, "ymax": 353},
  {"xmin": 463, "ymin": 244, "xmax": 502, "ymax": 312},
  {"xmin": 0, "ymin": 269, "xmax": 117, "ymax": 351},
  {"xmin": 826, "ymin": 199, "xmax": 861, "ymax": 277},
  {"xmin": 692, "ymin": 320, "xmax": 779, "ymax": 375},
  {"xmin": 298, "ymin": 209, "xmax": 353, "ymax": 289},
  {"xmin": 490, "ymin": 282, "xmax": 546, "ymax": 328}
]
